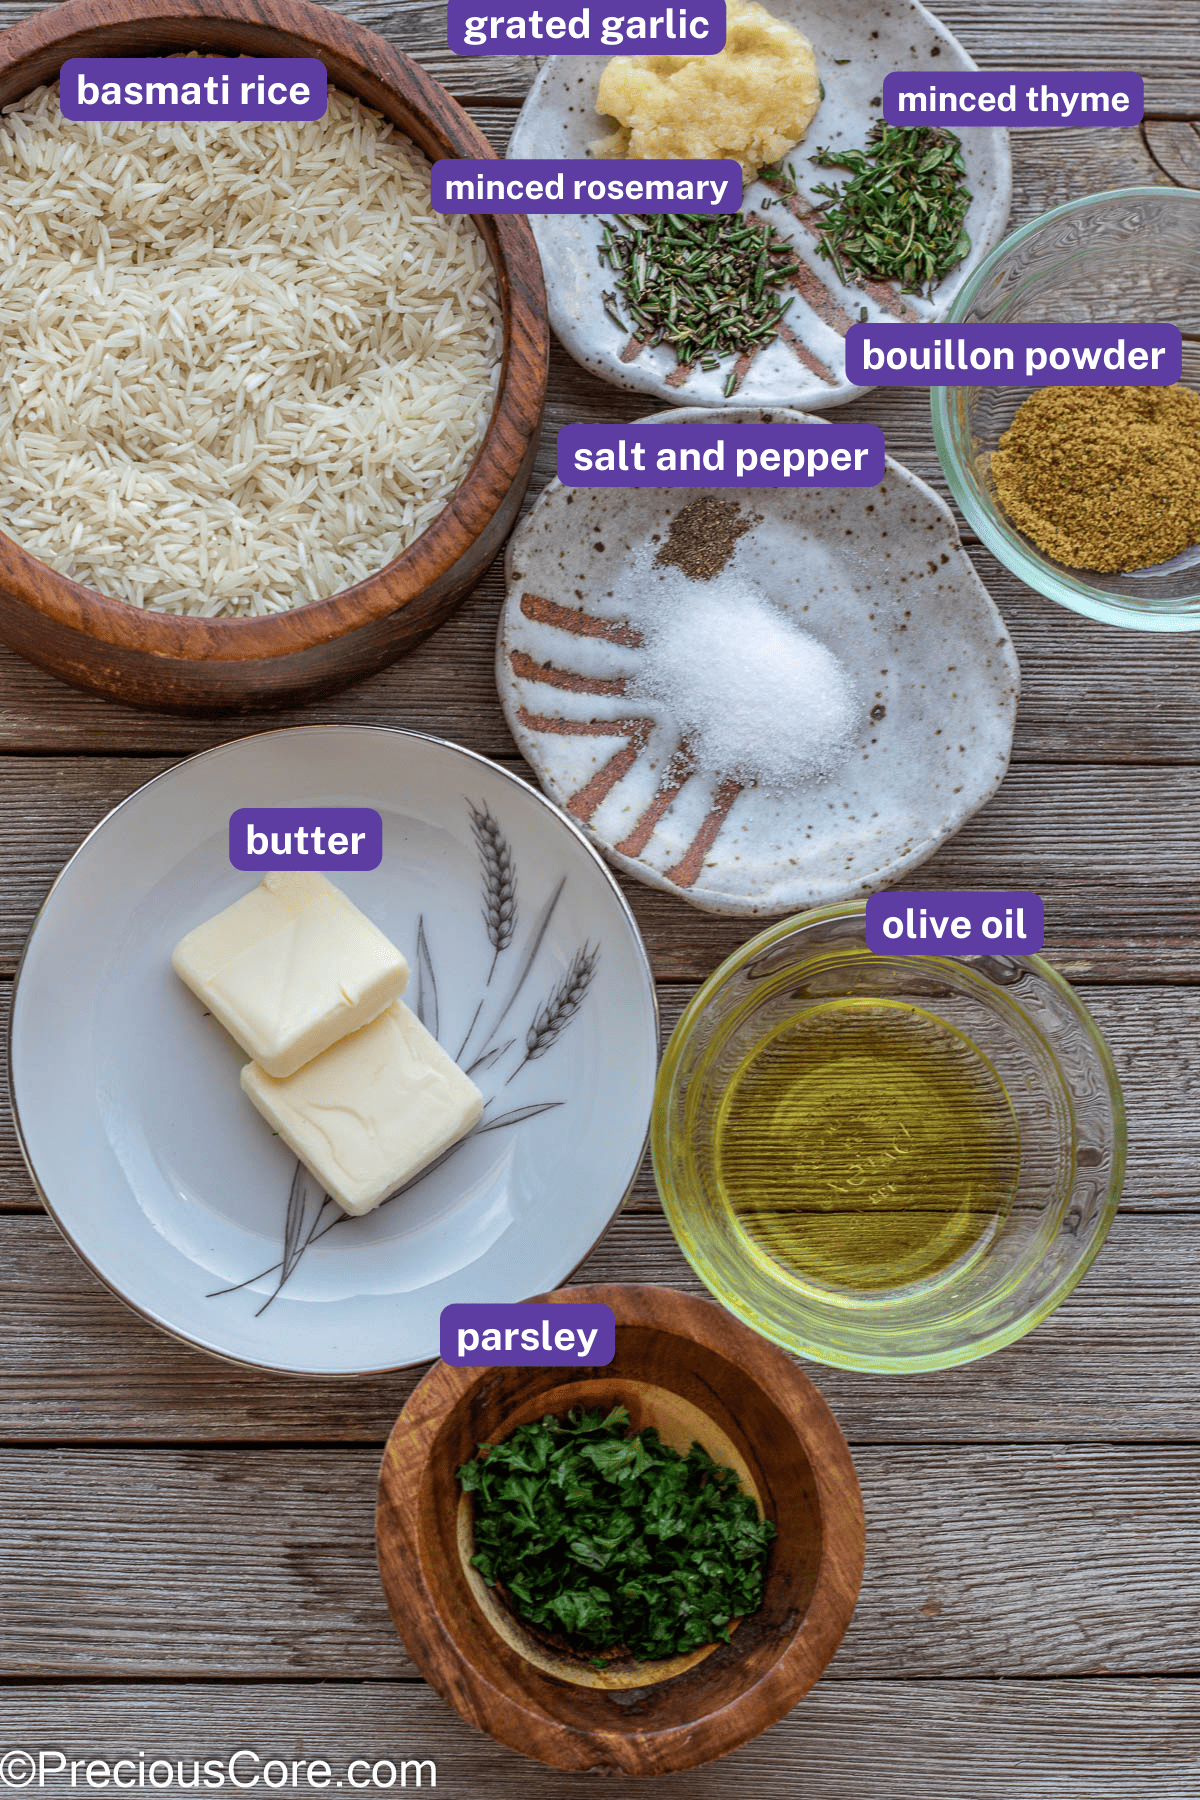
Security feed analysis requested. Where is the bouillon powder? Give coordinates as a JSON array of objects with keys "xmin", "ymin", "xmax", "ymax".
[{"xmin": 990, "ymin": 383, "xmax": 1200, "ymax": 573}]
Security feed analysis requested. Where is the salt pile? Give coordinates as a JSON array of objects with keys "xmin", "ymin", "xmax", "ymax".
[{"xmin": 630, "ymin": 566, "xmax": 860, "ymax": 788}]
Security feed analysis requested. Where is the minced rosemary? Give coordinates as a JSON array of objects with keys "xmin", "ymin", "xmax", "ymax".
[
  {"xmin": 809, "ymin": 123, "xmax": 972, "ymax": 295},
  {"xmin": 599, "ymin": 212, "xmax": 795, "ymax": 385}
]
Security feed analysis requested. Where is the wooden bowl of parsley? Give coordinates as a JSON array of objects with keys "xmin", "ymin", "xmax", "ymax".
[{"xmin": 376, "ymin": 1284, "xmax": 865, "ymax": 1775}]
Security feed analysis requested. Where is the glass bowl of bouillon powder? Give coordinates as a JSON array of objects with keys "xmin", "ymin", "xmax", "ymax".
[
  {"xmin": 932, "ymin": 187, "xmax": 1200, "ymax": 630},
  {"xmin": 652, "ymin": 903, "xmax": 1126, "ymax": 1372}
]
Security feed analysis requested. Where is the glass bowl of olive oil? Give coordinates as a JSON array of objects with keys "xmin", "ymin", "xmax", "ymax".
[{"xmin": 652, "ymin": 904, "xmax": 1125, "ymax": 1372}]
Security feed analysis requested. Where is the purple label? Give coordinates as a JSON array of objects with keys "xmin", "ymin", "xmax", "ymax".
[
  {"xmin": 229, "ymin": 808, "xmax": 382, "ymax": 871},
  {"xmin": 558, "ymin": 422, "xmax": 885, "ymax": 488},
  {"xmin": 448, "ymin": 1, "xmax": 724, "ymax": 54},
  {"xmin": 845, "ymin": 323, "xmax": 1181, "ymax": 388},
  {"xmin": 441, "ymin": 1303, "xmax": 615, "ymax": 1365},
  {"xmin": 882, "ymin": 70, "xmax": 1143, "ymax": 128},
  {"xmin": 60, "ymin": 58, "xmax": 327, "ymax": 121},
  {"xmin": 432, "ymin": 158, "xmax": 741, "ymax": 215},
  {"xmin": 866, "ymin": 891, "xmax": 1044, "ymax": 956}
]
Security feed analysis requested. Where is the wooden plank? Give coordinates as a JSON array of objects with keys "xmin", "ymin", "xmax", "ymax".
[
  {"xmin": 0, "ymin": 5, "xmax": 1191, "ymax": 1769},
  {"xmin": 1, "ymin": 1211, "xmax": 1199, "ymax": 1443},
  {"xmin": 930, "ymin": 8, "xmax": 1200, "ymax": 119},
  {"xmin": 4, "ymin": 553, "xmax": 1200, "ymax": 766},
  {"xmin": 0, "ymin": 126, "xmax": 1188, "ymax": 770},
  {"xmin": 0, "ymin": 0, "xmax": 1184, "ymax": 113},
  {"xmin": 1081, "ymin": 985, "xmax": 1200, "ymax": 1201},
  {"xmin": 1145, "ymin": 120, "xmax": 1200, "ymax": 188},
  {"xmin": 645, "ymin": 981, "xmax": 1200, "ymax": 1211},
  {"xmin": 0, "ymin": 981, "xmax": 27, "ymax": 1207},
  {"xmin": 0, "ymin": 529, "xmax": 1198, "ymax": 765},
  {"xmin": 0, "ymin": 756, "xmax": 1197, "ymax": 980},
  {"xmin": 2, "ymin": 522, "xmax": 1200, "ymax": 763},
  {"xmin": 0, "ymin": 1441, "xmax": 1197, "ymax": 1677},
  {"xmin": 2, "ymin": 1679, "xmax": 1198, "ymax": 1800},
  {"xmin": 2, "ymin": 976, "xmax": 1197, "ymax": 1216}
]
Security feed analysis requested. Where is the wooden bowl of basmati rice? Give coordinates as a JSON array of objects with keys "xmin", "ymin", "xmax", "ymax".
[{"xmin": 0, "ymin": 0, "xmax": 548, "ymax": 712}]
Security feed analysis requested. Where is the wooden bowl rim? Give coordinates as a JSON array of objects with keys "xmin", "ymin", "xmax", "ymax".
[
  {"xmin": 376, "ymin": 1282, "xmax": 866, "ymax": 1775},
  {"xmin": 0, "ymin": 0, "xmax": 548, "ymax": 662}
]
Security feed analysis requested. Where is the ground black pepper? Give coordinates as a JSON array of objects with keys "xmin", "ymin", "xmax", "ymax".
[{"xmin": 654, "ymin": 496, "xmax": 755, "ymax": 581}]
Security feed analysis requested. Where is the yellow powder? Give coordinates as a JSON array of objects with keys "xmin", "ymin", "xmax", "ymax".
[{"xmin": 989, "ymin": 384, "xmax": 1200, "ymax": 573}]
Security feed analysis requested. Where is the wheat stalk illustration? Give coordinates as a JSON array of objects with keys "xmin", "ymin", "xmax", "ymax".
[
  {"xmin": 457, "ymin": 801, "xmax": 519, "ymax": 1059},
  {"xmin": 471, "ymin": 801, "xmax": 517, "ymax": 976},
  {"xmin": 507, "ymin": 945, "xmax": 600, "ymax": 1084}
]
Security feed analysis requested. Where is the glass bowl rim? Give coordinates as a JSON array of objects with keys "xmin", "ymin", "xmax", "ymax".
[
  {"xmin": 930, "ymin": 184, "xmax": 1200, "ymax": 634},
  {"xmin": 651, "ymin": 900, "xmax": 1128, "ymax": 1373}
]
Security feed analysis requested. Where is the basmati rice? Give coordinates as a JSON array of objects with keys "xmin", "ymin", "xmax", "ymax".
[{"xmin": 0, "ymin": 81, "xmax": 503, "ymax": 617}]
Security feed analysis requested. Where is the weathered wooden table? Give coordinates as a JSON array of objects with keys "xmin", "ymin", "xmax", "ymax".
[{"xmin": 1, "ymin": 3, "xmax": 1198, "ymax": 1793}]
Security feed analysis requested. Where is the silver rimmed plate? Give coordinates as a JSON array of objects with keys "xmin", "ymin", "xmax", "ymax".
[
  {"xmin": 509, "ymin": 0, "xmax": 1011, "ymax": 409},
  {"xmin": 10, "ymin": 727, "xmax": 658, "ymax": 1374}
]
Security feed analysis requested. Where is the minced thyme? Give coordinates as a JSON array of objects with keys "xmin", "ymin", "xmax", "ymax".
[
  {"xmin": 989, "ymin": 384, "xmax": 1200, "ymax": 573},
  {"xmin": 809, "ymin": 123, "xmax": 972, "ymax": 295},
  {"xmin": 599, "ymin": 212, "xmax": 795, "ymax": 373}
]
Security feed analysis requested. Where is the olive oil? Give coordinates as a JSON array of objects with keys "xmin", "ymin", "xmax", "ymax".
[{"xmin": 715, "ymin": 998, "xmax": 1020, "ymax": 1293}]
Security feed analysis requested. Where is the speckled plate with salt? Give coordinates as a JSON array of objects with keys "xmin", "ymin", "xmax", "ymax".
[
  {"xmin": 507, "ymin": 0, "xmax": 1011, "ymax": 410},
  {"xmin": 498, "ymin": 408, "xmax": 1019, "ymax": 917}
]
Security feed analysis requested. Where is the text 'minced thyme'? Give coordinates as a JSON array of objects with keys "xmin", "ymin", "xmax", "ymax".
[
  {"xmin": 808, "ymin": 123, "xmax": 972, "ymax": 295},
  {"xmin": 600, "ymin": 212, "xmax": 795, "ymax": 389}
]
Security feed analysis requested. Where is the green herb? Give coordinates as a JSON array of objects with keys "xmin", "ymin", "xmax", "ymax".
[
  {"xmin": 599, "ymin": 212, "xmax": 795, "ymax": 380},
  {"xmin": 809, "ymin": 122, "xmax": 972, "ymax": 295},
  {"xmin": 457, "ymin": 1403, "xmax": 776, "ymax": 1661},
  {"xmin": 759, "ymin": 159, "xmax": 800, "ymax": 198}
]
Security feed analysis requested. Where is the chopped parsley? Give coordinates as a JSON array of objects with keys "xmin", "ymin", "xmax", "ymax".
[{"xmin": 457, "ymin": 1403, "xmax": 776, "ymax": 1662}]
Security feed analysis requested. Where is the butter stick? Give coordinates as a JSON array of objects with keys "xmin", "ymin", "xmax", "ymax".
[
  {"xmin": 172, "ymin": 871, "xmax": 408, "ymax": 1079},
  {"xmin": 240, "ymin": 1001, "xmax": 484, "ymax": 1216}
]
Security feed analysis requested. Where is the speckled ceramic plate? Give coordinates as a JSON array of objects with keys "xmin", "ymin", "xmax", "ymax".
[
  {"xmin": 9, "ymin": 727, "xmax": 658, "ymax": 1374},
  {"xmin": 498, "ymin": 409, "xmax": 1019, "ymax": 916},
  {"xmin": 508, "ymin": 0, "xmax": 1010, "ymax": 409}
]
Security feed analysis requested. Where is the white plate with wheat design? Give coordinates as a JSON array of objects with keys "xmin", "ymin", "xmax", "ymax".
[{"xmin": 9, "ymin": 727, "xmax": 658, "ymax": 1374}]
